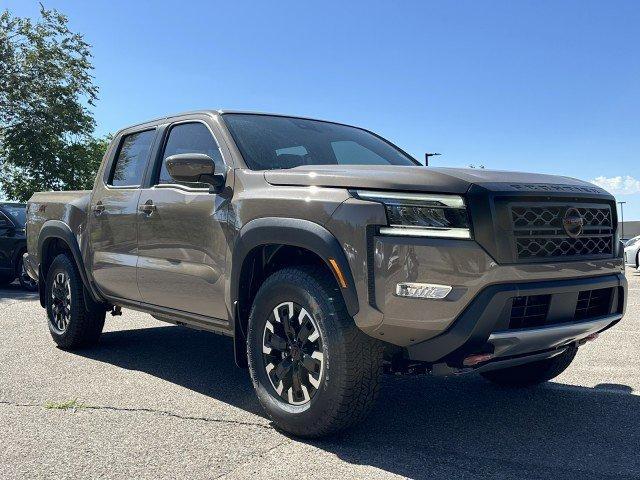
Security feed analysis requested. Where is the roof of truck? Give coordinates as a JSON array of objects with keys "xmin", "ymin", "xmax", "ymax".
[{"xmin": 118, "ymin": 110, "xmax": 359, "ymax": 133}]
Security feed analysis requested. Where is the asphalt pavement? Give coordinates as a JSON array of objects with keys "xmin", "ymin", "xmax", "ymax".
[{"xmin": 1, "ymin": 269, "xmax": 639, "ymax": 479}]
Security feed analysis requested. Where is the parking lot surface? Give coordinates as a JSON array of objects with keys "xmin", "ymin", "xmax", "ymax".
[{"xmin": 1, "ymin": 269, "xmax": 639, "ymax": 480}]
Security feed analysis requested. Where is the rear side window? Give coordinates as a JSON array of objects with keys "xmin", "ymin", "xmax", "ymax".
[
  {"xmin": 109, "ymin": 130, "xmax": 155, "ymax": 187},
  {"xmin": 157, "ymin": 122, "xmax": 223, "ymax": 185}
]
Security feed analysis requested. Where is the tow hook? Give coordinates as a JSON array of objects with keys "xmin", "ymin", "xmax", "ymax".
[{"xmin": 578, "ymin": 333, "xmax": 599, "ymax": 345}]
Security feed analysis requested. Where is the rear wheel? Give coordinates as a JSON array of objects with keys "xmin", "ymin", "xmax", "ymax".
[
  {"xmin": 45, "ymin": 254, "xmax": 105, "ymax": 349},
  {"xmin": 480, "ymin": 346, "xmax": 578, "ymax": 387},
  {"xmin": 247, "ymin": 266, "xmax": 384, "ymax": 438}
]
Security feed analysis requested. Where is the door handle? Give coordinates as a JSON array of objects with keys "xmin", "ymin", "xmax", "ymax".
[
  {"xmin": 93, "ymin": 202, "xmax": 105, "ymax": 215},
  {"xmin": 139, "ymin": 200, "xmax": 156, "ymax": 215}
]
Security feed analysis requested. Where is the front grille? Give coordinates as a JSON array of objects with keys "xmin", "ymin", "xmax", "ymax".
[
  {"xmin": 509, "ymin": 295, "xmax": 551, "ymax": 329},
  {"xmin": 508, "ymin": 287, "xmax": 615, "ymax": 330},
  {"xmin": 510, "ymin": 204, "xmax": 614, "ymax": 261},
  {"xmin": 575, "ymin": 288, "xmax": 613, "ymax": 320},
  {"xmin": 516, "ymin": 236, "xmax": 613, "ymax": 259}
]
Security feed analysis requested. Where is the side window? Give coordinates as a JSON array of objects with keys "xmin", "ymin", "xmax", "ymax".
[
  {"xmin": 157, "ymin": 122, "xmax": 224, "ymax": 185},
  {"xmin": 0, "ymin": 211, "xmax": 12, "ymax": 228},
  {"xmin": 331, "ymin": 140, "xmax": 389, "ymax": 165},
  {"xmin": 109, "ymin": 130, "xmax": 155, "ymax": 187}
]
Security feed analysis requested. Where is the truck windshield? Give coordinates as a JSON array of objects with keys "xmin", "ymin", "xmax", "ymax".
[{"xmin": 223, "ymin": 114, "xmax": 418, "ymax": 170}]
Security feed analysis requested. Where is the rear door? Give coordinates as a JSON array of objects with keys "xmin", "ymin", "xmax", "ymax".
[
  {"xmin": 136, "ymin": 118, "xmax": 232, "ymax": 321},
  {"xmin": 87, "ymin": 128, "xmax": 157, "ymax": 301}
]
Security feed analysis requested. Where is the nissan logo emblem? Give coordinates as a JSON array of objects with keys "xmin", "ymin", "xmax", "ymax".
[{"xmin": 563, "ymin": 208, "xmax": 584, "ymax": 238}]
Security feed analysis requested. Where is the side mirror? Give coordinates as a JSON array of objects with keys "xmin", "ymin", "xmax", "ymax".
[{"xmin": 165, "ymin": 153, "xmax": 224, "ymax": 189}]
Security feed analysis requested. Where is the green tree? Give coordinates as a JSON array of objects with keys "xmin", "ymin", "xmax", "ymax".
[{"xmin": 0, "ymin": 6, "xmax": 107, "ymax": 201}]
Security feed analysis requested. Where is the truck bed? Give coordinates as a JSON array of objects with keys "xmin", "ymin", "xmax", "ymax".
[{"xmin": 26, "ymin": 190, "xmax": 92, "ymax": 255}]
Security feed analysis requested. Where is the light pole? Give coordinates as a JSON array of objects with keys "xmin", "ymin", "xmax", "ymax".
[
  {"xmin": 424, "ymin": 152, "xmax": 441, "ymax": 166},
  {"xmin": 618, "ymin": 201, "xmax": 627, "ymax": 240}
]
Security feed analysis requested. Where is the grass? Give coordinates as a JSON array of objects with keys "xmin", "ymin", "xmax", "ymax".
[{"xmin": 44, "ymin": 399, "xmax": 85, "ymax": 411}]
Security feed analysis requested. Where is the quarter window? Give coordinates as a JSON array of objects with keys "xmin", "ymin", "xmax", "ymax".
[
  {"xmin": 109, "ymin": 130, "xmax": 155, "ymax": 187},
  {"xmin": 157, "ymin": 123, "xmax": 223, "ymax": 185}
]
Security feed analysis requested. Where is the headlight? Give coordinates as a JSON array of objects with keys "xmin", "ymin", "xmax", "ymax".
[{"xmin": 355, "ymin": 190, "xmax": 472, "ymax": 239}]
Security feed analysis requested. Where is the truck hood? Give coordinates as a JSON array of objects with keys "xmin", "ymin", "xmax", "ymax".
[{"xmin": 264, "ymin": 165, "xmax": 609, "ymax": 196}]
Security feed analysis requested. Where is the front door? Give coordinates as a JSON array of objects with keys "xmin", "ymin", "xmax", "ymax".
[
  {"xmin": 87, "ymin": 128, "xmax": 156, "ymax": 301},
  {"xmin": 136, "ymin": 120, "xmax": 230, "ymax": 320}
]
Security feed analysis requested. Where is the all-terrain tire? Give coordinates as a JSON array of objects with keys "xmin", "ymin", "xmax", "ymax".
[
  {"xmin": 45, "ymin": 253, "xmax": 105, "ymax": 349},
  {"xmin": 480, "ymin": 346, "xmax": 578, "ymax": 387},
  {"xmin": 247, "ymin": 266, "xmax": 384, "ymax": 438}
]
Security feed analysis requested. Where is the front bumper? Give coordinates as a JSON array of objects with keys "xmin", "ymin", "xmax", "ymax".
[
  {"xmin": 487, "ymin": 314, "xmax": 619, "ymax": 359},
  {"xmin": 406, "ymin": 273, "xmax": 626, "ymax": 364},
  {"xmin": 327, "ymin": 197, "xmax": 627, "ymax": 364},
  {"xmin": 358, "ymin": 233, "xmax": 626, "ymax": 346}
]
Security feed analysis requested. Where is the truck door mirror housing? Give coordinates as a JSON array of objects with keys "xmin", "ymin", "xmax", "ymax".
[{"xmin": 165, "ymin": 153, "xmax": 224, "ymax": 189}]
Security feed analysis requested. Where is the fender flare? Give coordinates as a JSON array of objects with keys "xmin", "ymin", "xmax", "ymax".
[
  {"xmin": 38, "ymin": 220, "xmax": 103, "ymax": 305},
  {"xmin": 230, "ymin": 217, "xmax": 360, "ymax": 318}
]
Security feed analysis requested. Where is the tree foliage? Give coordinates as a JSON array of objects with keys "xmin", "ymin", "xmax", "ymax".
[{"xmin": 0, "ymin": 6, "xmax": 107, "ymax": 201}]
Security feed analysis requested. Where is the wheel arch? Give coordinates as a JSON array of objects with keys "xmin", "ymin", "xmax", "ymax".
[
  {"xmin": 230, "ymin": 217, "xmax": 359, "ymax": 367},
  {"xmin": 38, "ymin": 220, "xmax": 103, "ymax": 308}
]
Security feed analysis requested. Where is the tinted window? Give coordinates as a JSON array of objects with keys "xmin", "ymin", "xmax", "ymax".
[
  {"xmin": 2, "ymin": 205, "xmax": 26, "ymax": 226},
  {"xmin": 223, "ymin": 114, "xmax": 417, "ymax": 170},
  {"xmin": 110, "ymin": 130, "xmax": 155, "ymax": 187},
  {"xmin": 331, "ymin": 141, "xmax": 389, "ymax": 165},
  {"xmin": 158, "ymin": 122, "xmax": 223, "ymax": 185},
  {"xmin": 0, "ymin": 212, "xmax": 12, "ymax": 228}
]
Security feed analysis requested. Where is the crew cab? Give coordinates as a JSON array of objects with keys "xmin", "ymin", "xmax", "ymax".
[{"xmin": 24, "ymin": 111, "xmax": 627, "ymax": 437}]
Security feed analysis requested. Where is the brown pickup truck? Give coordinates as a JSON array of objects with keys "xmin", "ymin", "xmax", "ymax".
[{"xmin": 25, "ymin": 111, "xmax": 627, "ymax": 437}]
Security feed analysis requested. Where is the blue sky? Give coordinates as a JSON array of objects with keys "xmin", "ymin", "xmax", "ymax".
[{"xmin": 5, "ymin": 0, "xmax": 640, "ymax": 219}]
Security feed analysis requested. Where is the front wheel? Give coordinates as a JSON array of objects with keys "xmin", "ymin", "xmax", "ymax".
[
  {"xmin": 45, "ymin": 254, "xmax": 105, "ymax": 349},
  {"xmin": 480, "ymin": 346, "xmax": 578, "ymax": 387},
  {"xmin": 247, "ymin": 266, "xmax": 384, "ymax": 438}
]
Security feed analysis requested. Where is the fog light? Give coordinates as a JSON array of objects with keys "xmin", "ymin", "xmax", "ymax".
[{"xmin": 395, "ymin": 282, "xmax": 452, "ymax": 299}]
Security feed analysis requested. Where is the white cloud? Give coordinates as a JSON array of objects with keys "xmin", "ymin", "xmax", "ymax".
[{"xmin": 590, "ymin": 175, "xmax": 640, "ymax": 195}]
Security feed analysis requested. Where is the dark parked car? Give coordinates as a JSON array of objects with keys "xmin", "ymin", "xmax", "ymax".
[{"xmin": 0, "ymin": 203, "xmax": 38, "ymax": 291}]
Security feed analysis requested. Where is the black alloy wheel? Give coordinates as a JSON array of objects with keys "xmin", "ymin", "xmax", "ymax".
[
  {"xmin": 49, "ymin": 271, "xmax": 72, "ymax": 333},
  {"xmin": 262, "ymin": 301, "xmax": 324, "ymax": 405}
]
